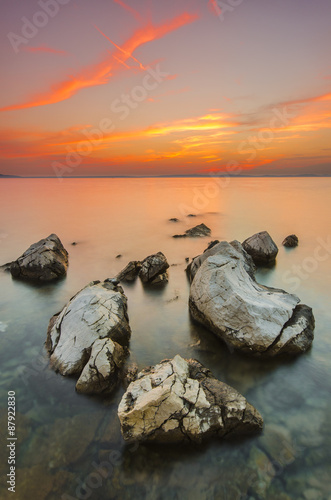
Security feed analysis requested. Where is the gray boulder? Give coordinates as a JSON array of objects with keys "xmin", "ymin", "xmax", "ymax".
[
  {"xmin": 282, "ymin": 234, "xmax": 299, "ymax": 247},
  {"xmin": 139, "ymin": 252, "xmax": 169, "ymax": 283},
  {"xmin": 189, "ymin": 253, "xmax": 314, "ymax": 356},
  {"xmin": 8, "ymin": 234, "xmax": 68, "ymax": 281},
  {"xmin": 242, "ymin": 231, "xmax": 278, "ymax": 265},
  {"xmin": 46, "ymin": 279, "xmax": 131, "ymax": 377},
  {"xmin": 118, "ymin": 355, "xmax": 263, "ymax": 443}
]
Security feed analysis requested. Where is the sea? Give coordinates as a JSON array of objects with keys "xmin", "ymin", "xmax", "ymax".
[{"xmin": 0, "ymin": 177, "xmax": 330, "ymax": 500}]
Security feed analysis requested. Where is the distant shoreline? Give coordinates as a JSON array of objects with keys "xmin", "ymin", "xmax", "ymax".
[{"xmin": 1, "ymin": 174, "xmax": 331, "ymax": 179}]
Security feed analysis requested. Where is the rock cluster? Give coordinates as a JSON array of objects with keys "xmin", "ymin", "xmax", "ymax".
[
  {"xmin": 7, "ymin": 234, "xmax": 68, "ymax": 281},
  {"xmin": 118, "ymin": 355, "xmax": 263, "ymax": 443},
  {"xmin": 116, "ymin": 252, "xmax": 169, "ymax": 285}
]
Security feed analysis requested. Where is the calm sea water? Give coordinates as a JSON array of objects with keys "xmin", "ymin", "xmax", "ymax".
[{"xmin": 0, "ymin": 177, "xmax": 330, "ymax": 500}]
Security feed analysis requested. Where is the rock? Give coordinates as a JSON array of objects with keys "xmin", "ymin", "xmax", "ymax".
[
  {"xmin": 8, "ymin": 234, "xmax": 68, "ymax": 281},
  {"xmin": 169, "ymin": 218, "xmax": 179, "ymax": 222},
  {"xmin": 187, "ymin": 214, "xmax": 197, "ymax": 217},
  {"xmin": 173, "ymin": 223, "xmax": 211, "ymax": 239},
  {"xmin": 282, "ymin": 234, "xmax": 299, "ymax": 247},
  {"xmin": 116, "ymin": 254, "xmax": 122, "ymax": 258},
  {"xmin": 242, "ymin": 231, "xmax": 278, "ymax": 265},
  {"xmin": 76, "ymin": 338, "xmax": 127, "ymax": 394},
  {"xmin": 46, "ymin": 280, "xmax": 131, "ymax": 376},
  {"xmin": 139, "ymin": 252, "xmax": 169, "ymax": 283},
  {"xmin": 205, "ymin": 240, "xmax": 220, "ymax": 251},
  {"xmin": 189, "ymin": 252, "xmax": 314, "ymax": 355},
  {"xmin": 186, "ymin": 240, "xmax": 256, "ymax": 283},
  {"xmin": 149, "ymin": 271, "xmax": 168, "ymax": 285},
  {"xmin": 71, "ymin": 241, "xmax": 77, "ymax": 246},
  {"xmin": 185, "ymin": 257, "xmax": 189, "ymax": 263},
  {"xmin": 123, "ymin": 362, "xmax": 139, "ymax": 388},
  {"xmin": 116, "ymin": 261, "xmax": 142, "ymax": 282},
  {"xmin": 118, "ymin": 355, "xmax": 263, "ymax": 443}
]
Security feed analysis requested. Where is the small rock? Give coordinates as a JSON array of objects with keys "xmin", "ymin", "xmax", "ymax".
[
  {"xmin": 116, "ymin": 261, "xmax": 142, "ymax": 282},
  {"xmin": 204, "ymin": 240, "xmax": 220, "ymax": 251},
  {"xmin": 139, "ymin": 252, "xmax": 169, "ymax": 283},
  {"xmin": 173, "ymin": 224, "xmax": 211, "ymax": 239},
  {"xmin": 71, "ymin": 242, "xmax": 77, "ymax": 246},
  {"xmin": 123, "ymin": 362, "xmax": 139, "ymax": 388},
  {"xmin": 116, "ymin": 254, "xmax": 122, "ymax": 259},
  {"xmin": 282, "ymin": 234, "xmax": 299, "ymax": 247},
  {"xmin": 169, "ymin": 218, "xmax": 179, "ymax": 222},
  {"xmin": 185, "ymin": 257, "xmax": 189, "ymax": 263},
  {"xmin": 187, "ymin": 214, "xmax": 197, "ymax": 217},
  {"xmin": 242, "ymin": 231, "xmax": 278, "ymax": 265},
  {"xmin": 149, "ymin": 271, "xmax": 168, "ymax": 285}
]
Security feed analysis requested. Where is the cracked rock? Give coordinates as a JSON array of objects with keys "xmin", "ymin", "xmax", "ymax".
[
  {"xmin": 139, "ymin": 252, "xmax": 169, "ymax": 283},
  {"xmin": 46, "ymin": 280, "xmax": 131, "ymax": 378},
  {"xmin": 242, "ymin": 230, "xmax": 278, "ymax": 265},
  {"xmin": 282, "ymin": 234, "xmax": 299, "ymax": 247},
  {"xmin": 116, "ymin": 261, "xmax": 142, "ymax": 282},
  {"xmin": 118, "ymin": 355, "xmax": 263, "ymax": 443},
  {"xmin": 7, "ymin": 233, "xmax": 68, "ymax": 281},
  {"xmin": 189, "ymin": 248, "xmax": 314, "ymax": 356}
]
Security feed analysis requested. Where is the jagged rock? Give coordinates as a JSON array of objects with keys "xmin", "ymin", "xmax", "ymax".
[
  {"xmin": 139, "ymin": 252, "xmax": 169, "ymax": 283},
  {"xmin": 282, "ymin": 234, "xmax": 299, "ymax": 247},
  {"xmin": 242, "ymin": 230, "xmax": 278, "ymax": 264},
  {"xmin": 173, "ymin": 223, "xmax": 211, "ymax": 239},
  {"xmin": 118, "ymin": 355, "xmax": 263, "ymax": 443},
  {"xmin": 76, "ymin": 338, "xmax": 127, "ymax": 394},
  {"xmin": 46, "ymin": 279, "xmax": 131, "ymax": 376},
  {"xmin": 150, "ymin": 271, "xmax": 168, "ymax": 285},
  {"xmin": 116, "ymin": 261, "xmax": 142, "ymax": 282},
  {"xmin": 189, "ymin": 252, "xmax": 314, "ymax": 356},
  {"xmin": 7, "ymin": 234, "xmax": 68, "ymax": 281},
  {"xmin": 186, "ymin": 240, "xmax": 256, "ymax": 283},
  {"xmin": 123, "ymin": 362, "xmax": 139, "ymax": 388}
]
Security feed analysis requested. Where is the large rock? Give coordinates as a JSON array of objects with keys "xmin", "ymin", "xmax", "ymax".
[
  {"xmin": 46, "ymin": 279, "xmax": 131, "ymax": 377},
  {"xmin": 242, "ymin": 231, "xmax": 278, "ymax": 265},
  {"xmin": 189, "ymin": 253, "xmax": 314, "ymax": 356},
  {"xmin": 116, "ymin": 261, "xmax": 142, "ymax": 282},
  {"xmin": 118, "ymin": 355, "xmax": 263, "ymax": 443},
  {"xmin": 8, "ymin": 234, "xmax": 68, "ymax": 281},
  {"xmin": 139, "ymin": 252, "xmax": 169, "ymax": 283},
  {"xmin": 186, "ymin": 240, "xmax": 256, "ymax": 282}
]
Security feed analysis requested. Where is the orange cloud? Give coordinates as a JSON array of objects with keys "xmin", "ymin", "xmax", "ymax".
[
  {"xmin": 0, "ymin": 11, "xmax": 199, "ymax": 112},
  {"xmin": 22, "ymin": 46, "xmax": 67, "ymax": 55}
]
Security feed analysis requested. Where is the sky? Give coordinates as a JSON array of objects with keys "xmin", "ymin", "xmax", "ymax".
[{"xmin": 0, "ymin": 0, "xmax": 330, "ymax": 177}]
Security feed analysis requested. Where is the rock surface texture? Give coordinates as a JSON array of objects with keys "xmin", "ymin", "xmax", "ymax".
[
  {"xmin": 242, "ymin": 231, "xmax": 278, "ymax": 265},
  {"xmin": 189, "ymin": 241, "xmax": 314, "ymax": 356},
  {"xmin": 139, "ymin": 252, "xmax": 169, "ymax": 283},
  {"xmin": 282, "ymin": 234, "xmax": 299, "ymax": 247},
  {"xmin": 46, "ymin": 280, "xmax": 131, "ymax": 392},
  {"xmin": 118, "ymin": 355, "xmax": 263, "ymax": 443},
  {"xmin": 8, "ymin": 234, "xmax": 68, "ymax": 281}
]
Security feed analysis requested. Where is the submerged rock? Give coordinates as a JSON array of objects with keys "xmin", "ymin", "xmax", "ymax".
[
  {"xmin": 139, "ymin": 252, "xmax": 169, "ymax": 283},
  {"xmin": 116, "ymin": 260, "xmax": 142, "ymax": 282},
  {"xmin": 242, "ymin": 231, "xmax": 278, "ymax": 265},
  {"xmin": 173, "ymin": 223, "xmax": 211, "ymax": 239},
  {"xmin": 189, "ymin": 246, "xmax": 314, "ymax": 356},
  {"xmin": 8, "ymin": 234, "xmax": 68, "ymax": 281},
  {"xmin": 118, "ymin": 355, "xmax": 263, "ymax": 443},
  {"xmin": 282, "ymin": 234, "xmax": 299, "ymax": 247},
  {"xmin": 46, "ymin": 279, "xmax": 131, "ymax": 387}
]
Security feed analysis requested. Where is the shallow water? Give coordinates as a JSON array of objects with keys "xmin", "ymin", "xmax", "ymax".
[{"xmin": 0, "ymin": 177, "xmax": 331, "ymax": 500}]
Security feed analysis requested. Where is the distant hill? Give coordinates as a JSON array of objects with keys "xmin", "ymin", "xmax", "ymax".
[{"xmin": 0, "ymin": 174, "xmax": 21, "ymax": 178}]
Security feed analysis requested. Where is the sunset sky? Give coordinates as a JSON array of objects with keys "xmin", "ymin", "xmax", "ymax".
[{"xmin": 0, "ymin": 0, "xmax": 330, "ymax": 177}]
